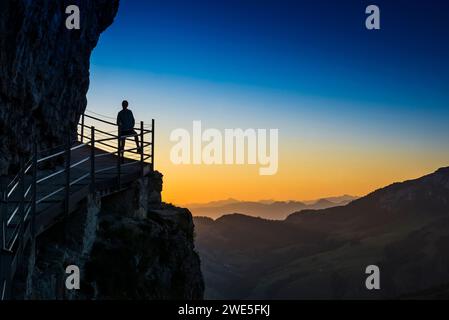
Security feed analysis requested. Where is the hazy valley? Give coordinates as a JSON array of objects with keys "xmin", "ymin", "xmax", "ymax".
[
  {"xmin": 194, "ymin": 167, "xmax": 449, "ymax": 299},
  {"xmin": 188, "ymin": 195, "xmax": 358, "ymax": 220}
]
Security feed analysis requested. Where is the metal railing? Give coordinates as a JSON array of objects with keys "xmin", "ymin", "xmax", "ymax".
[{"xmin": 0, "ymin": 111, "xmax": 155, "ymax": 300}]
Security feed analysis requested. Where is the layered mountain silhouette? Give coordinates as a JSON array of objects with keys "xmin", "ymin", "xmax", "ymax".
[
  {"xmin": 194, "ymin": 167, "xmax": 449, "ymax": 299},
  {"xmin": 188, "ymin": 195, "xmax": 357, "ymax": 220}
]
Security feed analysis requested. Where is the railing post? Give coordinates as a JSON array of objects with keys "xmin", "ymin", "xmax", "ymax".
[
  {"xmin": 18, "ymin": 158, "xmax": 25, "ymax": 239},
  {"xmin": 64, "ymin": 132, "xmax": 71, "ymax": 216},
  {"xmin": 0, "ymin": 177, "xmax": 8, "ymax": 300},
  {"xmin": 31, "ymin": 143, "xmax": 37, "ymax": 238},
  {"xmin": 140, "ymin": 121, "xmax": 144, "ymax": 177},
  {"xmin": 0, "ymin": 178, "xmax": 7, "ymax": 252},
  {"xmin": 151, "ymin": 119, "xmax": 155, "ymax": 171},
  {"xmin": 90, "ymin": 126, "xmax": 96, "ymax": 194},
  {"xmin": 117, "ymin": 125, "xmax": 121, "ymax": 190},
  {"xmin": 81, "ymin": 113, "xmax": 85, "ymax": 143}
]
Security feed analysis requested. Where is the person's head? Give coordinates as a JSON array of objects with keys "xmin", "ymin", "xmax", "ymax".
[{"xmin": 122, "ymin": 100, "xmax": 129, "ymax": 109}]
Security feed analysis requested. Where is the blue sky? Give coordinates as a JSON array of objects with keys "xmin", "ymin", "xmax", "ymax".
[
  {"xmin": 90, "ymin": 0, "xmax": 449, "ymax": 105},
  {"xmin": 87, "ymin": 0, "xmax": 449, "ymax": 203},
  {"xmin": 88, "ymin": 0, "xmax": 449, "ymax": 145}
]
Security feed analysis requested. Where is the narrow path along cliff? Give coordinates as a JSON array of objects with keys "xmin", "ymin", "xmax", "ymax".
[{"xmin": 0, "ymin": 0, "xmax": 204, "ymax": 300}]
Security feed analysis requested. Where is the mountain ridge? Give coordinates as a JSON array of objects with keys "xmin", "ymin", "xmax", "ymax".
[{"xmin": 188, "ymin": 195, "xmax": 359, "ymax": 220}]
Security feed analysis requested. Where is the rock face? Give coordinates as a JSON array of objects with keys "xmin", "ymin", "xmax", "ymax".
[
  {"xmin": 2, "ymin": 0, "xmax": 204, "ymax": 300},
  {"xmin": 84, "ymin": 203, "xmax": 204, "ymax": 299},
  {"xmin": 15, "ymin": 172, "xmax": 204, "ymax": 300},
  {"xmin": 0, "ymin": 0, "xmax": 119, "ymax": 174}
]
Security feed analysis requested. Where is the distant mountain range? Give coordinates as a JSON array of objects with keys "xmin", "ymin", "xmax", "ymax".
[
  {"xmin": 187, "ymin": 195, "xmax": 358, "ymax": 220},
  {"xmin": 194, "ymin": 167, "xmax": 449, "ymax": 299}
]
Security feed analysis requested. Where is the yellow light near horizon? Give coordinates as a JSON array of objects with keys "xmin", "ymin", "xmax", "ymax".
[{"xmin": 156, "ymin": 139, "xmax": 449, "ymax": 206}]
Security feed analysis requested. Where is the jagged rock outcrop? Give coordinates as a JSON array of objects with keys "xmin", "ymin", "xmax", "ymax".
[
  {"xmin": 2, "ymin": 0, "xmax": 204, "ymax": 300},
  {"xmin": 0, "ymin": 0, "xmax": 119, "ymax": 174},
  {"xmin": 17, "ymin": 172, "xmax": 204, "ymax": 300},
  {"xmin": 84, "ymin": 203, "xmax": 203, "ymax": 299}
]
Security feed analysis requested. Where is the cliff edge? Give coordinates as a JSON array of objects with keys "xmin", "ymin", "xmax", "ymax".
[
  {"xmin": 19, "ymin": 172, "xmax": 204, "ymax": 300},
  {"xmin": 0, "ymin": 0, "xmax": 119, "ymax": 174},
  {"xmin": 1, "ymin": 0, "xmax": 204, "ymax": 300}
]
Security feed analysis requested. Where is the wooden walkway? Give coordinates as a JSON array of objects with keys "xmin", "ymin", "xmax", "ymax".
[{"xmin": 0, "ymin": 111, "xmax": 154, "ymax": 300}]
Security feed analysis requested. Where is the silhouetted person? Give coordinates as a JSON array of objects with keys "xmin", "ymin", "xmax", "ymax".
[{"xmin": 117, "ymin": 100, "xmax": 141, "ymax": 159}]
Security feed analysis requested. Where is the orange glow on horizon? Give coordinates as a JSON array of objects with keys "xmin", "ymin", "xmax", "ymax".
[{"xmin": 156, "ymin": 139, "xmax": 449, "ymax": 206}]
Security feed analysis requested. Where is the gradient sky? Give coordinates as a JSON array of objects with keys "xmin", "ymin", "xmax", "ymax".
[{"xmin": 87, "ymin": 0, "xmax": 449, "ymax": 205}]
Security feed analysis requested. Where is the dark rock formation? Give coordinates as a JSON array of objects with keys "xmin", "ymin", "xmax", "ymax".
[
  {"xmin": 2, "ymin": 0, "xmax": 204, "ymax": 300},
  {"xmin": 84, "ymin": 203, "xmax": 204, "ymax": 299},
  {"xmin": 0, "ymin": 0, "xmax": 119, "ymax": 174},
  {"xmin": 16, "ymin": 172, "xmax": 204, "ymax": 300}
]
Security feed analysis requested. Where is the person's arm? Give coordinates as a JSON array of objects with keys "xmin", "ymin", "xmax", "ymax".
[
  {"xmin": 131, "ymin": 112, "xmax": 135, "ymax": 128},
  {"xmin": 117, "ymin": 112, "xmax": 121, "ymax": 126}
]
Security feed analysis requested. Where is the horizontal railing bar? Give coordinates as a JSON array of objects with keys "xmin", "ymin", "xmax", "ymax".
[
  {"xmin": 38, "ymin": 143, "xmax": 66, "ymax": 155},
  {"xmin": 96, "ymin": 141, "xmax": 118, "ymax": 150},
  {"xmin": 76, "ymin": 132, "xmax": 91, "ymax": 141},
  {"xmin": 123, "ymin": 135, "xmax": 139, "ymax": 140},
  {"xmin": 85, "ymin": 109, "xmax": 117, "ymax": 121},
  {"xmin": 6, "ymin": 216, "xmax": 22, "ymax": 246},
  {"xmin": 95, "ymin": 147, "xmax": 118, "ymax": 155},
  {"xmin": 91, "ymin": 133, "xmax": 115, "ymax": 140},
  {"xmin": 7, "ymin": 178, "xmax": 32, "ymax": 199},
  {"xmin": 23, "ymin": 205, "xmax": 32, "ymax": 223},
  {"xmin": 78, "ymin": 123, "xmax": 98, "ymax": 130},
  {"xmin": 91, "ymin": 127, "xmax": 117, "ymax": 138},
  {"xmin": 1, "ymin": 280, "xmax": 6, "ymax": 301},
  {"xmin": 7, "ymin": 175, "xmax": 19, "ymax": 189},
  {"xmin": 7, "ymin": 160, "xmax": 32, "ymax": 190},
  {"xmin": 95, "ymin": 137, "xmax": 118, "ymax": 143},
  {"xmin": 84, "ymin": 113, "xmax": 153, "ymax": 133},
  {"xmin": 70, "ymin": 157, "xmax": 90, "ymax": 169},
  {"xmin": 36, "ymin": 141, "xmax": 82, "ymax": 164},
  {"xmin": 23, "ymin": 163, "xmax": 33, "ymax": 175},
  {"xmin": 69, "ymin": 173, "xmax": 90, "ymax": 187},
  {"xmin": 76, "ymin": 133, "xmax": 94, "ymax": 142},
  {"xmin": 121, "ymin": 161, "xmax": 140, "ymax": 168},
  {"xmin": 36, "ymin": 168, "xmax": 66, "ymax": 184},
  {"xmin": 6, "ymin": 199, "xmax": 32, "ymax": 226},
  {"xmin": 94, "ymin": 165, "xmax": 117, "ymax": 175},
  {"xmin": 71, "ymin": 142, "xmax": 90, "ymax": 152},
  {"xmin": 121, "ymin": 147, "xmax": 142, "ymax": 153},
  {"xmin": 7, "ymin": 205, "xmax": 19, "ymax": 226},
  {"xmin": 7, "ymin": 182, "xmax": 19, "ymax": 199},
  {"xmin": 36, "ymin": 186, "xmax": 65, "ymax": 204},
  {"xmin": 1, "ymin": 224, "xmax": 5, "ymax": 251},
  {"xmin": 128, "ymin": 129, "xmax": 152, "ymax": 134},
  {"xmin": 6, "ymin": 229, "xmax": 19, "ymax": 252},
  {"xmin": 5, "ymin": 200, "xmax": 33, "ymax": 226},
  {"xmin": 95, "ymin": 152, "xmax": 113, "ymax": 159},
  {"xmin": 84, "ymin": 114, "xmax": 116, "ymax": 126},
  {"xmin": 24, "ymin": 185, "xmax": 32, "ymax": 199},
  {"xmin": 37, "ymin": 150, "xmax": 65, "ymax": 164}
]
